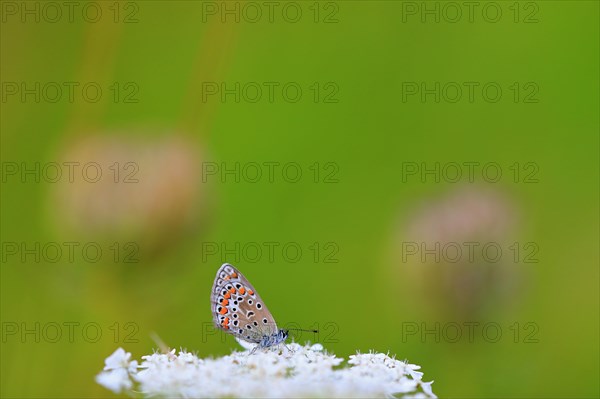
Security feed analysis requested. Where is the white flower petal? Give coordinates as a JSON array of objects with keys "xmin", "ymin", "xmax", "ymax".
[
  {"xmin": 103, "ymin": 348, "xmax": 132, "ymax": 370},
  {"xmin": 310, "ymin": 343, "xmax": 324, "ymax": 351},
  {"xmin": 95, "ymin": 368, "xmax": 132, "ymax": 394}
]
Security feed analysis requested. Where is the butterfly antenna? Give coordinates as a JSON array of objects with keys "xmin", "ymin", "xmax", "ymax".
[{"xmin": 287, "ymin": 328, "xmax": 319, "ymax": 333}]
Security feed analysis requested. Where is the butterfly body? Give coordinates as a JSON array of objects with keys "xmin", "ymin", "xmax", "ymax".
[
  {"xmin": 258, "ymin": 329, "xmax": 289, "ymax": 347},
  {"xmin": 211, "ymin": 263, "xmax": 288, "ymax": 349}
]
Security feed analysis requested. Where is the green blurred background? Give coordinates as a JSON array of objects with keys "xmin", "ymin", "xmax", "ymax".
[{"xmin": 1, "ymin": 1, "xmax": 598, "ymax": 398}]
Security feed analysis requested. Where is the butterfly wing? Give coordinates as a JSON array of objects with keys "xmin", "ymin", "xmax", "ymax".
[{"xmin": 211, "ymin": 263, "xmax": 278, "ymax": 344}]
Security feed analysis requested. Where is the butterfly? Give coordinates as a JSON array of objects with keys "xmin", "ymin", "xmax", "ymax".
[{"xmin": 211, "ymin": 263, "xmax": 289, "ymax": 350}]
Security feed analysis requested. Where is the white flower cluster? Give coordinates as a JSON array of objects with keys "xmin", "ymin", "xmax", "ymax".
[{"xmin": 96, "ymin": 344, "xmax": 437, "ymax": 398}]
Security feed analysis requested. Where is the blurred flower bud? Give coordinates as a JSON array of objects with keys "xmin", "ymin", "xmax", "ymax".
[
  {"xmin": 48, "ymin": 132, "xmax": 205, "ymax": 258},
  {"xmin": 396, "ymin": 186, "xmax": 522, "ymax": 320}
]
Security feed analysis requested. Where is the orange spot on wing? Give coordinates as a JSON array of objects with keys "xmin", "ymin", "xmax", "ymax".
[
  {"xmin": 224, "ymin": 276, "xmax": 230, "ymax": 280},
  {"xmin": 229, "ymin": 287, "xmax": 236, "ymax": 293},
  {"xmin": 231, "ymin": 272, "xmax": 238, "ymax": 278},
  {"xmin": 224, "ymin": 292, "xmax": 231, "ymax": 299},
  {"xmin": 221, "ymin": 299, "xmax": 229, "ymax": 306},
  {"xmin": 238, "ymin": 287, "xmax": 246, "ymax": 295},
  {"xmin": 248, "ymin": 290, "xmax": 254, "ymax": 295},
  {"xmin": 221, "ymin": 317, "xmax": 230, "ymax": 330},
  {"xmin": 219, "ymin": 307, "xmax": 227, "ymax": 315}
]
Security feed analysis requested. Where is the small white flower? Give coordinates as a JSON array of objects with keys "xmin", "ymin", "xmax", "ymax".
[
  {"xmin": 95, "ymin": 348, "xmax": 139, "ymax": 394},
  {"xmin": 95, "ymin": 368, "xmax": 132, "ymax": 394},
  {"xmin": 103, "ymin": 347, "xmax": 131, "ymax": 370},
  {"xmin": 96, "ymin": 344, "xmax": 437, "ymax": 398},
  {"xmin": 310, "ymin": 343, "xmax": 324, "ymax": 351}
]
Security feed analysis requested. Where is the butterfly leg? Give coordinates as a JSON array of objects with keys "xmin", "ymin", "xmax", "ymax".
[
  {"xmin": 250, "ymin": 345, "xmax": 259, "ymax": 355},
  {"xmin": 283, "ymin": 343, "xmax": 294, "ymax": 354}
]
